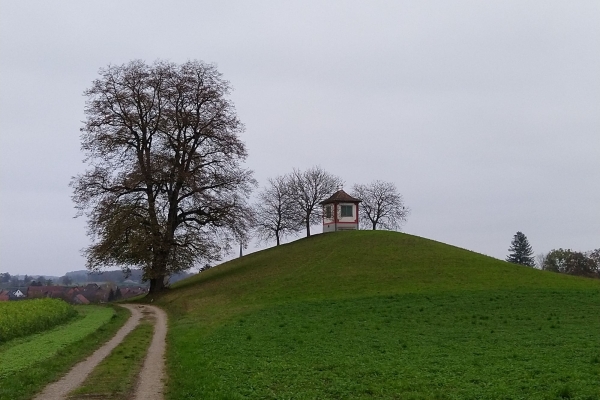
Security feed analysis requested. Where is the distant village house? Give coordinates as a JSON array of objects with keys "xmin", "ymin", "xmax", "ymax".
[{"xmin": 0, "ymin": 284, "xmax": 147, "ymax": 303}]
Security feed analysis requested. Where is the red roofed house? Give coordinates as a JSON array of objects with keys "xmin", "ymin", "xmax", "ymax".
[
  {"xmin": 74, "ymin": 294, "xmax": 91, "ymax": 305},
  {"xmin": 27, "ymin": 286, "xmax": 68, "ymax": 300},
  {"xmin": 320, "ymin": 189, "xmax": 362, "ymax": 232}
]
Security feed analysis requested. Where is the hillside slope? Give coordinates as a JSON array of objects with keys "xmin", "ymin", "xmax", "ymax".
[
  {"xmin": 160, "ymin": 231, "xmax": 597, "ymax": 319},
  {"xmin": 156, "ymin": 231, "xmax": 600, "ymax": 399}
]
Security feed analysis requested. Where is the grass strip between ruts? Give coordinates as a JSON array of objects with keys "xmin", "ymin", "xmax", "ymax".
[
  {"xmin": 0, "ymin": 305, "xmax": 129, "ymax": 400},
  {"xmin": 67, "ymin": 319, "xmax": 154, "ymax": 400}
]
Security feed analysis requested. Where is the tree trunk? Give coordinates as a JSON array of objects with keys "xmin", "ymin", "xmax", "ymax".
[
  {"xmin": 306, "ymin": 219, "xmax": 311, "ymax": 237},
  {"xmin": 148, "ymin": 276, "xmax": 166, "ymax": 293},
  {"xmin": 147, "ymin": 243, "xmax": 169, "ymax": 293},
  {"xmin": 372, "ymin": 221, "xmax": 377, "ymax": 230},
  {"xmin": 276, "ymin": 232, "xmax": 280, "ymax": 246}
]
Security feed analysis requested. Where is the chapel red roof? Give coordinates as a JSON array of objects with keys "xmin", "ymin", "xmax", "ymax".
[{"xmin": 320, "ymin": 189, "xmax": 361, "ymax": 205}]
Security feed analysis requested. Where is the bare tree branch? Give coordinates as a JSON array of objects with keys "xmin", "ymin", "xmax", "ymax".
[
  {"xmin": 352, "ymin": 180, "xmax": 409, "ymax": 231},
  {"xmin": 288, "ymin": 166, "xmax": 343, "ymax": 237},
  {"xmin": 253, "ymin": 175, "xmax": 301, "ymax": 246}
]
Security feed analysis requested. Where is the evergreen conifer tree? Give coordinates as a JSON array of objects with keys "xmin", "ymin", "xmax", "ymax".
[{"xmin": 506, "ymin": 231, "xmax": 535, "ymax": 267}]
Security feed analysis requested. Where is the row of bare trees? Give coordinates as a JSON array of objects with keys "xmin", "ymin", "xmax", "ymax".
[
  {"xmin": 253, "ymin": 167, "xmax": 341, "ymax": 245},
  {"xmin": 253, "ymin": 166, "xmax": 410, "ymax": 246}
]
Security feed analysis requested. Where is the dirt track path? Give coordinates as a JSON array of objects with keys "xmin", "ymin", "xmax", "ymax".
[
  {"xmin": 133, "ymin": 305, "xmax": 168, "ymax": 400},
  {"xmin": 33, "ymin": 304, "xmax": 167, "ymax": 400}
]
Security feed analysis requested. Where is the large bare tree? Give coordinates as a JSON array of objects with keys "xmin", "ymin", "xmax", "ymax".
[
  {"xmin": 288, "ymin": 166, "xmax": 343, "ymax": 237},
  {"xmin": 352, "ymin": 180, "xmax": 409, "ymax": 230},
  {"xmin": 253, "ymin": 175, "xmax": 300, "ymax": 246},
  {"xmin": 71, "ymin": 60, "xmax": 255, "ymax": 293}
]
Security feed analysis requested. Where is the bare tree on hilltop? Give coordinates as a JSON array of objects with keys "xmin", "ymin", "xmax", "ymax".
[
  {"xmin": 535, "ymin": 253, "xmax": 547, "ymax": 270},
  {"xmin": 288, "ymin": 166, "xmax": 343, "ymax": 237},
  {"xmin": 352, "ymin": 180, "xmax": 410, "ymax": 230},
  {"xmin": 254, "ymin": 175, "xmax": 300, "ymax": 246},
  {"xmin": 71, "ymin": 60, "xmax": 255, "ymax": 293}
]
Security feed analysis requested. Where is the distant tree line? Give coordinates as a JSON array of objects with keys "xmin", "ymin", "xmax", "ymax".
[
  {"xmin": 539, "ymin": 248, "xmax": 599, "ymax": 278},
  {"xmin": 0, "ymin": 270, "xmax": 199, "ymax": 290},
  {"xmin": 506, "ymin": 231, "xmax": 599, "ymax": 279},
  {"xmin": 1, "ymin": 274, "xmax": 74, "ymax": 287},
  {"xmin": 254, "ymin": 166, "xmax": 410, "ymax": 246},
  {"xmin": 0, "ymin": 274, "xmax": 53, "ymax": 288}
]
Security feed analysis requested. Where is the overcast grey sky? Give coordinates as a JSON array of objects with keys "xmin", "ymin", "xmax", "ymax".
[{"xmin": 1, "ymin": 1, "xmax": 598, "ymax": 276}]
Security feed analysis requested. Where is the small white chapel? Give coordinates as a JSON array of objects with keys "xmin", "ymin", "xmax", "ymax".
[{"xmin": 320, "ymin": 189, "xmax": 361, "ymax": 232}]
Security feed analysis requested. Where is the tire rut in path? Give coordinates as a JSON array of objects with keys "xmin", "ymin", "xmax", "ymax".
[
  {"xmin": 132, "ymin": 305, "xmax": 168, "ymax": 400},
  {"xmin": 33, "ymin": 303, "xmax": 167, "ymax": 400}
]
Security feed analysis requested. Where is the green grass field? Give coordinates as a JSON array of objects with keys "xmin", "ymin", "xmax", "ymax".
[
  {"xmin": 0, "ymin": 298, "xmax": 77, "ymax": 342},
  {"xmin": 156, "ymin": 231, "xmax": 600, "ymax": 399},
  {"xmin": 0, "ymin": 305, "xmax": 129, "ymax": 400}
]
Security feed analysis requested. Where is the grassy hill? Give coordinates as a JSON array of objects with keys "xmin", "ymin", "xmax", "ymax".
[{"xmin": 155, "ymin": 231, "xmax": 600, "ymax": 399}]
